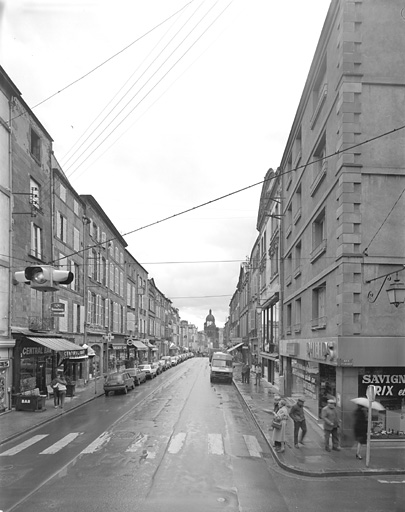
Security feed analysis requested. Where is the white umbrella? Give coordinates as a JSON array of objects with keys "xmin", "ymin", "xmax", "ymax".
[{"xmin": 350, "ymin": 397, "xmax": 385, "ymax": 411}]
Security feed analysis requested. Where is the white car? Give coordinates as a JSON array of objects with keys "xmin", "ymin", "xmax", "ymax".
[{"xmin": 138, "ymin": 364, "xmax": 157, "ymax": 379}]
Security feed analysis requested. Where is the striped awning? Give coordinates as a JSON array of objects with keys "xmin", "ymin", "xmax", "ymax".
[{"xmin": 26, "ymin": 337, "xmax": 86, "ymax": 359}]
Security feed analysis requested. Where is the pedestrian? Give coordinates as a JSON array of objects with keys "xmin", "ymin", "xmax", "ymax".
[
  {"xmin": 55, "ymin": 371, "xmax": 67, "ymax": 411},
  {"xmin": 255, "ymin": 363, "xmax": 262, "ymax": 386},
  {"xmin": 353, "ymin": 405, "xmax": 367, "ymax": 459},
  {"xmin": 321, "ymin": 398, "xmax": 341, "ymax": 451},
  {"xmin": 245, "ymin": 362, "xmax": 250, "ymax": 384},
  {"xmin": 289, "ymin": 397, "xmax": 307, "ymax": 448},
  {"xmin": 272, "ymin": 398, "xmax": 290, "ymax": 453},
  {"xmin": 273, "ymin": 395, "xmax": 281, "ymax": 414},
  {"xmin": 241, "ymin": 363, "xmax": 247, "ymax": 383},
  {"xmin": 50, "ymin": 375, "xmax": 60, "ymax": 409}
]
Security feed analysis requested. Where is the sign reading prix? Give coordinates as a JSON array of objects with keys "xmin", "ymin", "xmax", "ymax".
[
  {"xmin": 359, "ymin": 370, "xmax": 405, "ymax": 397},
  {"xmin": 51, "ymin": 302, "xmax": 65, "ymax": 317}
]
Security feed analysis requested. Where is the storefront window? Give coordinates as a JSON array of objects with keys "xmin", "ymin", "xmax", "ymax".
[
  {"xmin": 358, "ymin": 367, "xmax": 405, "ymax": 439},
  {"xmin": 291, "ymin": 359, "xmax": 320, "ymax": 418}
]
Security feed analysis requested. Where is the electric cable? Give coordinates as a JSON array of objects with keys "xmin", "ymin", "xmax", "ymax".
[
  {"xmin": 66, "ymin": 0, "xmax": 232, "ymax": 178},
  {"xmin": 49, "ymin": 121, "xmax": 405, "ymax": 266},
  {"xmin": 8, "ymin": 0, "xmax": 196, "ymax": 123},
  {"xmin": 63, "ymin": 0, "xmax": 209, "ymax": 172}
]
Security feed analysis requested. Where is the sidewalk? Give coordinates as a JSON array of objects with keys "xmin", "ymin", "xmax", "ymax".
[
  {"xmin": 233, "ymin": 364, "xmax": 405, "ymax": 477},
  {"xmin": 0, "ymin": 378, "xmax": 105, "ymax": 446}
]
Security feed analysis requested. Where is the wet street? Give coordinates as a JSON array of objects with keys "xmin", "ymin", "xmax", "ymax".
[{"xmin": 1, "ymin": 358, "xmax": 402, "ymax": 512}]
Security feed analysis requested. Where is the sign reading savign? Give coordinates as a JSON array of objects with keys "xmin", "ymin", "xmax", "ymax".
[{"xmin": 359, "ymin": 372, "xmax": 405, "ymax": 397}]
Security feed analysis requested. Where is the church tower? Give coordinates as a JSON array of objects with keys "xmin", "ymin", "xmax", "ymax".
[{"xmin": 204, "ymin": 309, "xmax": 219, "ymax": 349}]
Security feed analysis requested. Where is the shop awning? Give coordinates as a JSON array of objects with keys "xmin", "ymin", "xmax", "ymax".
[
  {"xmin": 26, "ymin": 337, "xmax": 86, "ymax": 359},
  {"xmin": 227, "ymin": 342, "xmax": 244, "ymax": 353},
  {"xmin": 132, "ymin": 340, "xmax": 148, "ymax": 351}
]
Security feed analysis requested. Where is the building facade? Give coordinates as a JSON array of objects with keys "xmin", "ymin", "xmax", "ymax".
[{"xmin": 278, "ymin": 0, "xmax": 405, "ymax": 443}]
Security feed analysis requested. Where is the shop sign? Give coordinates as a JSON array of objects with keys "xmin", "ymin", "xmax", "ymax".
[
  {"xmin": 359, "ymin": 371, "xmax": 405, "ymax": 397},
  {"xmin": 0, "ymin": 360, "xmax": 9, "ymax": 368},
  {"xmin": 21, "ymin": 346, "xmax": 52, "ymax": 356},
  {"xmin": 62, "ymin": 349, "xmax": 85, "ymax": 358},
  {"xmin": 51, "ymin": 302, "xmax": 65, "ymax": 317},
  {"xmin": 306, "ymin": 341, "xmax": 335, "ymax": 362}
]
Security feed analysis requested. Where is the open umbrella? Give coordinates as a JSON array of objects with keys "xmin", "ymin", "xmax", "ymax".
[{"xmin": 350, "ymin": 397, "xmax": 385, "ymax": 411}]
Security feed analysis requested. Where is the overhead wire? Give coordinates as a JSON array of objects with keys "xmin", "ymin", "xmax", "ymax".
[
  {"xmin": 50, "ymin": 122, "xmax": 405, "ymax": 266},
  {"xmin": 66, "ymin": 0, "xmax": 233, "ymax": 178},
  {"xmin": 8, "ymin": 0, "xmax": 197, "ymax": 123},
  {"xmin": 63, "ymin": 0, "xmax": 210, "ymax": 174}
]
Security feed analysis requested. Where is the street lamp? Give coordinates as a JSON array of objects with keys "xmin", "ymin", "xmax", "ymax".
[
  {"xmin": 366, "ymin": 266, "xmax": 405, "ymax": 307},
  {"xmin": 386, "ymin": 273, "xmax": 405, "ymax": 307}
]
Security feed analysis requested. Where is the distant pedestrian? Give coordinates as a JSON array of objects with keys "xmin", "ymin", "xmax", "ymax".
[
  {"xmin": 55, "ymin": 371, "xmax": 67, "ymax": 410},
  {"xmin": 245, "ymin": 363, "xmax": 250, "ymax": 384},
  {"xmin": 272, "ymin": 398, "xmax": 289, "ymax": 453},
  {"xmin": 353, "ymin": 405, "xmax": 367, "ymax": 459},
  {"xmin": 273, "ymin": 395, "xmax": 281, "ymax": 414},
  {"xmin": 255, "ymin": 364, "xmax": 262, "ymax": 386},
  {"xmin": 321, "ymin": 398, "xmax": 340, "ymax": 451},
  {"xmin": 289, "ymin": 397, "xmax": 307, "ymax": 448},
  {"xmin": 51, "ymin": 376, "xmax": 60, "ymax": 408},
  {"xmin": 241, "ymin": 363, "xmax": 248, "ymax": 383}
]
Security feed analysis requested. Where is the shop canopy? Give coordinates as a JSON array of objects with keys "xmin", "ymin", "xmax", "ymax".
[
  {"xmin": 131, "ymin": 339, "xmax": 148, "ymax": 351},
  {"xmin": 26, "ymin": 337, "xmax": 86, "ymax": 359},
  {"xmin": 227, "ymin": 342, "xmax": 244, "ymax": 353}
]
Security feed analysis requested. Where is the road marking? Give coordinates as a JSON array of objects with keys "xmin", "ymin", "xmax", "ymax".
[
  {"xmin": 80, "ymin": 431, "xmax": 112, "ymax": 454},
  {"xmin": 168, "ymin": 432, "xmax": 187, "ymax": 454},
  {"xmin": 208, "ymin": 433, "xmax": 224, "ymax": 455},
  {"xmin": 378, "ymin": 480, "xmax": 405, "ymax": 484},
  {"xmin": 243, "ymin": 435, "xmax": 262, "ymax": 458},
  {"xmin": 126, "ymin": 433, "xmax": 148, "ymax": 452},
  {"xmin": 40, "ymin": 433, "xmax": 82, "ymax": 454},
  {"xmin": 0, "ymin": 435, "xmax": 49, "ymax": 456}
]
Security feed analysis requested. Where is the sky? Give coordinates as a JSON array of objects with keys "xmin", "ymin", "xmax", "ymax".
[{"xmin": 1, "ymin": 0, "xmax": 331, "ymax": 330}]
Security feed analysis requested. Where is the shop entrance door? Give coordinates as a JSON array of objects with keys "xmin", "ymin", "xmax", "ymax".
[{"xmin": 36, "ymin": 359, "xmax": 47, "ymax": 394}]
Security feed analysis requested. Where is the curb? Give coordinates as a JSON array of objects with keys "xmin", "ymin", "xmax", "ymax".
[
  {"xmin": 0, "ymin": 392, "xmax": 105, "ymax": 446},
  {"xmin": 233, "ymin": 379, "xmax": 405, "ymax": 478}
]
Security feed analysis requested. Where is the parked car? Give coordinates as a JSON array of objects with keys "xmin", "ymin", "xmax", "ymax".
[
  {"xmin": 151, "ymin": 362, "xmax": 161, "ymax": 375},
  {"xmin": 126, "ymin": 367, "xmax": 146, "ymax": 385},
  {"xmin": 104, "ymin": 371, "xmax": 135, "ymax": 395},
  {"xmin": 138, "ymin": 364, "xmax": 157, "ymax": 379}
]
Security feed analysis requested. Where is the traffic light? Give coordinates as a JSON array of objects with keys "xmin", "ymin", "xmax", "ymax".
[{"xmin": 14, "ymin": 265, "xmax": 74, "ymax": 292}]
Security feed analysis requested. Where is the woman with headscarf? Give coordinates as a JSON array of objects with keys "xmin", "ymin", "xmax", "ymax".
[{"xmin": 272, "ymin": 398, "xmax": 290, "ymax": 453}]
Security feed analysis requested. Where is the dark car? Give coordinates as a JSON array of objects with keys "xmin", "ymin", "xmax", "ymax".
[
  {"xmin": 104, "ymin": 371, "xmax": 135, "ymax": 395},
  {"xmin": 126, "ymin": 367, "xmax": 146, "ymax": 385}
]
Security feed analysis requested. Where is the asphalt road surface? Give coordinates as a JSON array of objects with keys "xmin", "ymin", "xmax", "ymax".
[{"xmin": 0, "ymin": 358, "xmax": 403, "ymax": 512}]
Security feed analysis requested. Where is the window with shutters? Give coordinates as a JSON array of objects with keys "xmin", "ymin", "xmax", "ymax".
[
  {"xmin": 30, "ymin": 223, "xmax": 42, "ymax": 259},
  {"xmin": 30, "ymin": 178, "xmax": 40, "ymax": 210},
  {"xmin": 59, "ymin": 183, "xmax": 66, "ymax": 202},
  {"xmin": 127, "ymin": 283, "xmax": 131, "ymax": 307},
  {"xmin": 286, "ymin": 303, "xmax": 292, "ymax": 335},
  {"xmin": 110, "ymin": 263, "xmax": 114, "ymax": 291},
  {"xmin": 115, "ymin": 267, "xmax": 119, "ymax": 294},
  {"xmin": 105, "ymin": 299, "xmax": 109, "ymax": 328},
  {"xmin": 120, "ymin": 271, "xmax": 124, "ymax": 297},
  {"xmin": 30, "ymin": 128, "xmax": 41, "ymax": 163},
  {"xmin": 56, "ymin": 212, "xmax": 67, "ymax": 242},
  {"xmin": 58, "ymin": 299, "xmax": 68, "ymax": 332},
  {"xmin": 294, "ymin": 298, "xmax": 301, "ymax": 333},
  {"xmin": 311, "ymin": 208, "xmax": 327, "ymax": 262},
  {"xmin": 73, "ymin": 199, "xmax": 79, "ymax": 216},
  {"xmin": 101, "ymin": 257, "xmax": 107, "ymax": 286},
  {"xmin": 87, "ymin": 291, "xmax": 92, "ymax": 324},
  {"xmin": 73, "ymin": 303, "xmax": 81, "ymax": 333},
  {"xmin": 73, "ymin": 227, "xmax": 80, "ymax": 252},
  {"xmin": 312, "ymin": 284, "xmax": 326, "ymax": 329}
]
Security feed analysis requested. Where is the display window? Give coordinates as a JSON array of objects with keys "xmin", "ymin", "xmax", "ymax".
[{"xmin": 358, "ymin": 367, "xmax": 405, "ymax": 439}]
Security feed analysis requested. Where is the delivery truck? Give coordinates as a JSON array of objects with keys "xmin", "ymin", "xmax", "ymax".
[{"xmin": 210, "ymin": 352, "xmax": 233, "ymax": 383}]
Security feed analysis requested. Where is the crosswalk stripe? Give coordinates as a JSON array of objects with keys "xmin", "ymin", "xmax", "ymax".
[
  {"xmin": 243, "ymin": 434, "xmax": 262, "ymax": 458},
  {"xmin": 0, "ymin": 435, "xmax": 49, "ymax": 456},
  {"xmin": 168, "ymin": 432, "xmax": 187, "ymax": 454},
  {"xmin": 80, "ymin": 431, "xmax": 112, "ymax": 454},
  {"xmin": 40, "ymin": 433, "xmax": 82, "ymax": 454},
  {"xmin": 208, "ymin": 433, "xmax": 224, "ymax": 455}
]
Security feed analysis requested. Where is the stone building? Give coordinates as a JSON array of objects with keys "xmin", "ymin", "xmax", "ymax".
[{"xmin": 278, "ymin": 0, "xmax": 405, "ymax": 443}]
